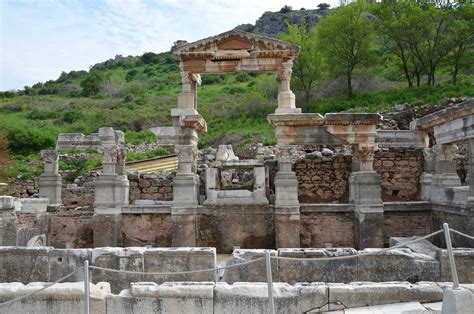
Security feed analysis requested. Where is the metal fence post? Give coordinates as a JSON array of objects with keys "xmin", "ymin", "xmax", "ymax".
[
  {"xmin": 84, "ymin": 260, "xmax": 90, "ymax": 314},
  {"xmin": 265, "ymin": 250, "xmax": 275, "ymax": 314},
  {"xmin": 443, "ymin": 223, "xmax": 459, "ymax": 290}
]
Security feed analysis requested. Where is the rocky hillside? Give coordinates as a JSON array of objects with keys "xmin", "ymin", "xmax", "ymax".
[{"xmin": 235, "ymin": 7, "xmax": 327, "ymax": 37}]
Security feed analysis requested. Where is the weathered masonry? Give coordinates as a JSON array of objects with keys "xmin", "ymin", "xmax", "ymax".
[{"xmin": 1, "ymin": 30, "xmax": 473, "ymax": 252}]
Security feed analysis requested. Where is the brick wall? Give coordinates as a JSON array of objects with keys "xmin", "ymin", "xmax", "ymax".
[
  {"xmin": 374, "ymin": 149, "xmax": 424, "ymax": 202},
  {"xmin": 383, "ymin": 211, "xmax": 432, "ymax": 246},
  {"xmin": 294, "ymin": 155, "xmax": 352, "ymax": 203},
  {"xmin": 300, "ymin": 212, "xmax": 354, "ymax": 247},
  {"xmin": 127, "ymin": 173, "xmax": 174, "ymax": 204}
]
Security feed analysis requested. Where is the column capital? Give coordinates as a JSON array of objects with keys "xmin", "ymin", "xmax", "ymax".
[{"xmin": 40, "ymin": 149, "xmax": 59, "ymax": 163}]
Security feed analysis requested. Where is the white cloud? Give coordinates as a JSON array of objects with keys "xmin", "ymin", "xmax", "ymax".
[{"xmin": 0, "ymin": 0, "xmax": 339, "ymax": 90}]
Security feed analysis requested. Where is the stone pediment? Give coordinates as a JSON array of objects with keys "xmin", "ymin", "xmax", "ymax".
[{"xmin": 172, "ymin": 30, "xmax": 299, "ymax": 61}]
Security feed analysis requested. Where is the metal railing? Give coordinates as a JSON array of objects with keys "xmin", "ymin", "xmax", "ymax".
[{"xmin": 0, "ymin": 224, "xmax": 472, "ymax": 314}]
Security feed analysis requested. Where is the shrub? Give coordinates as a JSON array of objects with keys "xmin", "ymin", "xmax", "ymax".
[
  {"xmin": 62, "ymin": 110, "xmax": 84, "ymax": 124},
  {"xmin": 58, "ymin": 84, "xmax": 82, "ymax": 97},
  {"xmin": 4, "ymin": 122, "xmax": 56, "ymax": 155},
  {"xmin": 80, "ymin": 71, "xmax": 105, "ymax": 96},
  {"xmin": 0, "ymin": 129, "xmax": 15, "ymax": 181},
  {"xmin": 26, "ymin": 107, "xmax": 59, "ymax": 120},
  {"xmin": 125, "ymin": 130, "xmax": 156, "ymax": 144},
  {"xmin": 126, "ymin": 69, "xmax": 138, "ymax": 82}
]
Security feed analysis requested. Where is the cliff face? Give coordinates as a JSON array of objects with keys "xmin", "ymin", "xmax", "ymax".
[{"xmin": 235, "ymin": 8, "xmax": 326, "ymax": 38}]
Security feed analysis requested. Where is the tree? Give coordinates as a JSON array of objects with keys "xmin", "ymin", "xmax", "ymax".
[
  {"xmin": 280, "ymin": 5, "xmax": 292, "ymax": 13},
  {"xmin": 317, "ymin": 3, "xmax": 330, "ymax": 11},
  {"xmin": 80, "ymin": 71, "xmax": 105, "ymax": 96},
  {"xmin": 371, "ymin": 0, "xmax": 424, "ymax": 87},
  {"xmin": 279, "ymin": 23, "xmax": 326, "ymax": 109},
  {"xmin": 446, "ymin": 1, "xmax": 474, "ymax": 84},
  {"xmin": 318, "ymin": 1, "xmax": 373, "ymax": 97}
]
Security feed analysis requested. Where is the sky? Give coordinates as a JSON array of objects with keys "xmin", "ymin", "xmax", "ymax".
[{"xmin": 0, "ymin": 0, "xmax": 340, "ymax": 91}]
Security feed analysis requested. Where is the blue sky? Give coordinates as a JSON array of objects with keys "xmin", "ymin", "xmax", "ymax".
[{"xmin": 0, "ymin": 0, "xmax": 338, "ymax": 91}]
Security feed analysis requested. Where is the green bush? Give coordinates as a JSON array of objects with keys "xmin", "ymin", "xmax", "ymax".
[
  {"xmin": 4, "ymin": 122, "xmax": 57, "ymax": 155},
  {"xmin": 125, "ymin": 130, "xmax": 156, "ymax": 145},
  {"xmin": 80, "ymin": 71, "xmax": 105, "ymax": 96},
  {"xmin": 62, "ymin": 110, "xmax": 84, "ymax": 124},
  {"xmin": 26, "ymin": 107, "xmax": 59, "ymax": 120}
]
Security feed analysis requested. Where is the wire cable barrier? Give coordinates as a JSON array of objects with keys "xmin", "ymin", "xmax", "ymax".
[{"xmin": 0, "ymin": 226, "xmax": 472, "ymax": 309}]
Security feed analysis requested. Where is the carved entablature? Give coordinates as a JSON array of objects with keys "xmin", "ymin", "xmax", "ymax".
[
  {"xmin": 172, "ymin": 30, "xmax": 300, "ymax": 74},
  {"xmin": 411, "ymin": 99, "xmax": 474, "ymax": 145}
]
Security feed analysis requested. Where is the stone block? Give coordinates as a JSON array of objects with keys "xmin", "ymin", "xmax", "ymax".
[
  {"xmin": 274, "ymin": 211, "xmax": 300, "ymax": 248},
  {"xmin": 439, "ymin": 249, "xmax": 474, "ymax": 283},
  {"xmin": 19, "ymin": 198, "xmax": 49, "ymax": 213},
  {"xmin": 278, "ymin": 248, "xmax": 358, "ymax": 284},
  {"xmin": 0, "ymin": 196, "xmax": 14, "ymax": 210},
  {"xmin": 48, "ymin": 248, "xmax": 91, "ymax": 282},
  {"xmin": 93, "ymin": 212, "xmax": 122, "ymax": 247},
  {"xmin": 213, "ymin": 282, "xmax": 328, "ymax": 314},
  {"xmin": 143, "ymin": 247, "xmax": 216, "ymax": 285},
  {"xmin": 0, "ymin": 282, "xmax": 109, "ymax": 314},
  {"xmin": 92, "ymin": 247, "xmax": 146, "ymax": 294},
  {"xmin": 221, "ymin": 249, "xmax": 277, "ymax": 283},
  {"xmin": 328, "ymin": 282, "xmax": 443, "ymax": 310},
  {"xmin": 0, "ymin": 247, "xmax": 51, "ymax": 283},
  {"xmin": 106, "ymin": 282, "xmax": 214, "ymax": 314},
  {"xmin": 357, "ymin": 249, "xmax": 440, "ymax": 282},
  {"xmin": 441, "ymin": 287, "xmax": 473, "ymax": 314},
  {"xmin": 354, "ymin": 210, "xmax": 384, "ymax": 249},
  {"xmin": 0, "ymin": 210, "xmax": 16, "ymax": 246}
]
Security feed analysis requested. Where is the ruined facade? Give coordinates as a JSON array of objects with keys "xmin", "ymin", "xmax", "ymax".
[{"xmin": 0, "ymin": 30, "xmax": 473, "ymax": 253}]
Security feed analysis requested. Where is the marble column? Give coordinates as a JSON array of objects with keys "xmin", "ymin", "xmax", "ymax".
[
  {"xmin": 430, "ymin": 144, "xmax": 461, "ymax": 204},
  {"xmin": 172, "ymin": 144, "xmax": 200, "ymax": 247},
  {"xmin": 39, "ymin": 149, "xmax": 62, "ymax": 206},
  {"xmin": 178, "ymin": 71, "xmax": 196, "ymax": 111},
  {"xmin": 350, "ymin": 145, "xmax": 384, "ymax": 249},
  {"xmin": 274, "ymin": 145, "xmax": 300, "ymax": 248},
  {"xmin": 275, "ymin": 60, "xmax": 301, "ymax": 114}
]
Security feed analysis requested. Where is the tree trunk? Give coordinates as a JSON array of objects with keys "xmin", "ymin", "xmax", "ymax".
[{"xmin": 347, "ymin": 70, "xmax": 353, "ymax": 98}]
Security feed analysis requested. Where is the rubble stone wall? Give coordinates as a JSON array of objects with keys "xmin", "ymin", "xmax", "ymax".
[
  {"xmin": 374, "ymin": 149, "xmax": 424, "ymax": 202},
  {"xmin": 293, "ymin": 155, "xmax": 352, "ymax": 203},
  {"xmin": 383, "ymin": 210, "xmax": 432, "ymax": 246},
  {"xmin": 128, "ymin": 173, "xmax": 174, "ymax": 204}
]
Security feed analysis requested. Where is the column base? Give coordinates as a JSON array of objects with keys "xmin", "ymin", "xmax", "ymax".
[
  {"xmin": 431, "ymin": 173, "xmax": 461, "ymax": 204},
  {"xmin": 441, "ymin": 287, "xmax": 473, "ymax": 314},
  {"xmin": 93, "ymin": 210, "xmax": 122, "ymax": 247},
  {"xmin": 349, "ymin": 171, "xmax": 382, "ymax": 205},
  {"xmin": 354, "ymin": 207, "xmax": 384, "ymax": 249},
  {"xmin": 39, "ymin": 174, "xmax": 62, "ymax": 205},
  {"xmin": 275, "ymin": 206, "xmax": 300, "ymax": 248},
  {"xmin": 274, "ymin": 171, "xmax": 300, "ymax": 207}
]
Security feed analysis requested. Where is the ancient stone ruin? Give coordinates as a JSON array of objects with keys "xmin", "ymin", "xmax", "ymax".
[{"xmin": 0, "ymin": 30, "xmax": 473, "ymax": 313}]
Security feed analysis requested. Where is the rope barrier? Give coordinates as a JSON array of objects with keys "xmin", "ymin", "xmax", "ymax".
[
  {"xmin": 89, "ymin": 256, "xmax": 266, "ymax": 276},
  {"xmin": 0, "ymin": 266, "xmax": 84, "ymax": 307},
  {"xmin": 450, "ymin": 229, "xmax": 474, "ymax": 241},
  {"xmin": 272, "ymin": 229, "xmax": 444, "ymax": 261},
  {"xmin": 0, "ymin": 226, "xmax": 471, "ymax": 308}
]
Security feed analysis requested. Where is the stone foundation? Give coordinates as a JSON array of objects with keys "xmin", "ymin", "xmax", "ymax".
[{"xmin": 2, "ymin": 281, "xmax": 468, "ymax": 314}]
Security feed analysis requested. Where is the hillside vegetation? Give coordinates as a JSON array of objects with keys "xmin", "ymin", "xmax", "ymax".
[{"xmin": 1, "ymin": 1, "xmax": 473, "ymax": 180}]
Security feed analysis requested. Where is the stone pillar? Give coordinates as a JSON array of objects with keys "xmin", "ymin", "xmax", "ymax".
[
  {"xmin": 274, "ymin": 145, "xmax": 300, "ymax": 248},
  {"xmin": 93, "ymin": 127, "xmax": 128, "ymax": 247},
  {"xmin": 178, "ymin": 71, "xmax": 196, "ymax": 110},
  {"xmin": 275, "ymin": 60, "xmax": 301, "ymax": 114},
  {"xmin": 430, "ymin": 144, "xmax": 461, "ymax": 204},
  {"xmin": 420, "ymin": 148, "xmax": 435, "ymax": 201},
  {"xmin": 172, "ymin": 144, "xmax": 199, "ymax": 247},
  {"xmin": 467, "ymin": 138, "xmax": 474, "ymax": 205},
  {"xmin": 0, "ymin": 196, "xmax": 16, "ymax": 246},
  {"xmin": 39, "ymin": 149, "xmax": 62, "ymax": 206},
  {"xmin": 350, "ymin": 145, "xmax": 384, "ymax": 249}
]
